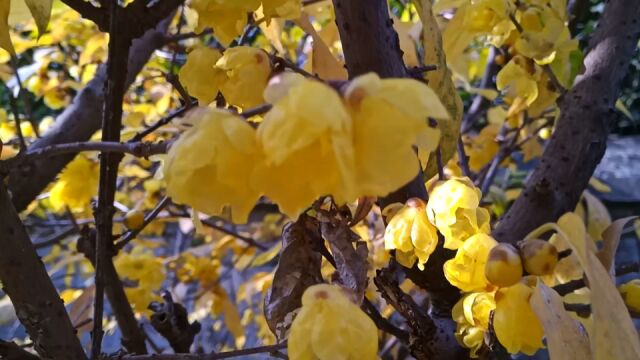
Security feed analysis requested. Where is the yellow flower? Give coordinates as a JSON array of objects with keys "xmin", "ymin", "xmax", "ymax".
[
  {"xmin": 444, "ymin": 233, "xmax": 498, "ymax": 292},
  {"xmin": 515, "ymin": 7, "xmax": 566, "ymax": 64},
  {"xmin": 288, "ymin": 284, "xmax": 378, "ymax": 360},
  {"xmin": 253, "ymin": 77, "xmax": 354, "ymax": 217},
  {"xmin": 344, "ymin": 73, "xmax": 448, "ymax": 197},
  {"xmin": 43, "ymin": 87, "xmax": 70, "ymax": 110},
  {"xmin": 452, "ymin": 291, "xmax": 496, "ymax": 357},
  {"xmin": 384, "ymin": 198, "xmax": 439, "ymax": 270},
  {"xmin": 464, "ymin": 124, "xmax": 500, "ymax": 172},
  {"xmin": 426, "ymin": 177, "xmax": 490, "ymax": 249},
  {"xmin": 49, "ymin": 154, "xmax": 99, "ymax": 212},
  {"xmin": 179, "ymin": 47, "xmax": 224, "ymax": 105},
  {"xmin": 619, "ymin": 279, "xmax": 640, "ymax": 313},
  {"xmin": 164, "ymin": 107, "xmax": 261, "ymax": 223},
  {"xmin": 216, "ymin": 46, "xmax": 272, "ymax": 109},
  {"xmin": 496, "ymin": 55, "xmax": 539, "ymax": 106},
  {"xmin": 191, "ymin": 0, "xmax": 261, "ymax": 45},
  {"xmin": 261, "ymin": 0, "xmax": 301, "ymax": 22},
  {"xmin": 493, "ymin": 281, "xmax": 545, "ymax": 355},
  {"xmin": 462, "ymin": 0, "xmax": 511, "ymax": 33},
  {"xmin": 115, "ymin": 250, "xmax": 165, "ymax": 313},
  {"xmin": 175, "ymin": 253, "xmax": 220, "ymax": 287}
]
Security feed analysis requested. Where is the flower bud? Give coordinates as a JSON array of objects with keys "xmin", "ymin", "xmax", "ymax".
[
  {"xmin": 485, "ymin": 243, "xmax": 523, "ymax": 287},
  {"xmin": 520, "ymin": 239, "xmax": 558, "ymax": 275},
  {"xmin": 124, "ymin": 210, "xmax": 145, "ymax": 231}
]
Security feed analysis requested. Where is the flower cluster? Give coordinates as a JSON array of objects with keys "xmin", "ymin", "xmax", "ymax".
[
  {"xmin": 383, "ymin": 177, "xmax": 489, "ymax": 270},
  {"xmin": 180, "ymin": 46, "xmax": 272, "ymax": 108},
  {"xmin": 190, "ymin": 0, "xmax": 301, "ymax": 46},
  {"xmin": 115, "ymin": 250, "xmax": 166, "ymax": 314},
  {"xmin": 383, "ymin": 177, "xmax": 550, "ymax": 356},
  {"xmin": 164, "ymin": 72, "xmax": 448, "ymax": 221},
  {"xmin": 49, "ymin": 154, "xmax": 99, "ymax": 212}
]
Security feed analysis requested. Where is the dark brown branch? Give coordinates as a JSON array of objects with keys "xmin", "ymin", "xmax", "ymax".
[
  {"xmin": 493, "ymin": 0, "xmax": 640, "ymax": 244},
  {"xmin": 374, "ymin": 266, "xmax": 465, "ymax": 360},
  {"xmin": 0, "ymin": 183, "xmax": 87, "ymax": 359},
  {"xmin": 77, "ymin": 228, "xmax": 148, "ymax": 357},
  {"xmin": 11, "ymin": 141, "xmax": 169, "ymax": 166},
  {"xmin": 120, "ymin": 343, "xmax": 288, "ymax": 360},
  {"xmin": 93, "ymin": 2, "xmax": 139, "ymax": 357},
  {"xmin": 456, "ymin": 135, "xmax": 473, "ymax": 178},
  {"xmin": 61, "ymin": 0, "xmax": 184, "ymax": 38},
  {"xmin": 461, "ymin": 47, "xmax": 498, "ymax": 133},
  {"xmin": 0, "ymin": 340, "xmax": 40, "ymax": 360},
  {"xmin": 131, "ymin": 106, "xmax": 190, "ymax": 142},
  {"xmin": 168, "ymin": 208, "xmax": 268, "ymax": 250}
]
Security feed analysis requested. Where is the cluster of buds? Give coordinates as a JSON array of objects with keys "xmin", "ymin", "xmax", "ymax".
[{"xmin": 485, "ymin": 239, "xmax": 560, "ymax": 288}]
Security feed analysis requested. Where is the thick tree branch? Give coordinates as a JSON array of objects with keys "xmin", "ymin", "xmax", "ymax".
[
  {"xmin": 332, "ymin": 0, "xmax": 407, "ymax": 78},
  {"xmin": 0, "ymin": 183, "xmax": 87, "ymax": 359},
  {"xmin": 493, "ymin": 0, "xmax": 640, "ymax": 244},
  {"xmin": 61, "ymin": 0, "xmax": 184, "ymax": 37},
  {"xmin": 7, "ymin": 18, "xmax": 172, "ymax": 212},
  {"xmin": 0, "ymin": 340, "xmax": 40, "ymax": 360}
]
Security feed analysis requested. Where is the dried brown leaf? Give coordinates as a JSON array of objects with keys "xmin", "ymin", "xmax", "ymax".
[{"xmin": 264, "ymin": 215, "xmax": 323, "ymax": 340}]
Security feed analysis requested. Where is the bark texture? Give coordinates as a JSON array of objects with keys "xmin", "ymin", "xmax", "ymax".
[{"xmin": 0, "ymin": 183, "xmax": 86, "ymax": 360}]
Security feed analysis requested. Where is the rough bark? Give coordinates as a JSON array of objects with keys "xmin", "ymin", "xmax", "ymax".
[
  {"xmin": 493, "ymin": 0, "xmax": 640, "ymax": 244},
  {"xmin": 0, "ymin": 183, "xmax": 87, "ymax": 360},
  {"xmin": 333, "ymin": 0, "xmax": 407, "ymax": 78},
  {"xmin": 7, "ymin": 19, "xmax": 170, "ymax": 212}
]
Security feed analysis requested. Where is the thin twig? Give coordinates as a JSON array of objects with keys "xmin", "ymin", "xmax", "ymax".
[
  {"xmin": 456, "ymin": 136, "xmax": 473, "ymax": 178},
  {"xmin": 15, "ymin": 141, "xmax": 169, "ymax": 165},
  {"xmin": 240, "ymin": 103, "xmax": 273, "ymax": 118},
  {"xmin": 200, "ymin": 217, "xmax": 268, "ymax": 250},
  {"xmin": 131, "ymin": 106, "xmax": 191, "ymax": 142},
  {"xmin": 164, "ymin": 28, "xmax": 214, "ymax": 44},
  {"xmin": 2, "ymin": 82, "xmax": 27, "ymax": 151},
  {"xmin": 92, "ymin": 1, "xmax": 134, "ymax": 357},
  {"xmin": 121, "ymin": 342, "xmax": 288, "ymax": 360},
  {"xmin": 10, "ymin": 58, "xmax": 38, "ymax": 137},
  {"xmin": 554, "ymin": 262, "xmax": 640, "ymax": 296},
  {"xmin": 115, "ymin": 196, "xmax": 171, "ymax": 250},
  {"xmin": 435, "ymin": 146, "xmax": 445, "ymax": 180},
  {"xmin": 271, "ymin": 54, "xmax": 317, "ymax": 78},
  {"xmin": 461, "ymin": 47, "xmax": 498, "ymax": 133},
  {"xmin": 33, "ymin": 226, "xmax": 77, "ymax": 249},
  {"xmin": 166, "ymin": 207, "xmax": 268, "ymax": 250}
]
